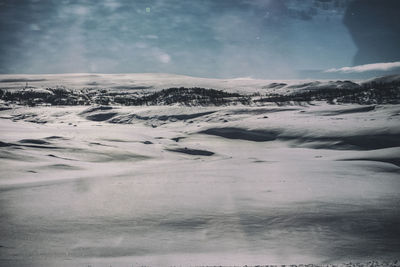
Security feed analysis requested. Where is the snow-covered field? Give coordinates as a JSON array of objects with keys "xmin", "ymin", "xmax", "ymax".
[
  {"xmin": 0, "ymin": 75, "xmax": 400, "ymax": 266},
  {"xmin": 0, "ymin": 72, "xmax": 368, "ymax": 95},
  {"xmin": 0, "ymin": 73, "xmax": 303, "ymax": 93}
]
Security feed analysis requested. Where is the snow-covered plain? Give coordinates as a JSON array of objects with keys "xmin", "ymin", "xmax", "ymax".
[
  {"xmin": 0, "ymin": 73, "xmax": 296, "ymax": 92},
  {"xmin": 0, "ymin": 74, "xmax": 400, "ymax": 267},
  {"xmin": 0, "ymin": 72, "xmax": 369, "ymax": 95}
]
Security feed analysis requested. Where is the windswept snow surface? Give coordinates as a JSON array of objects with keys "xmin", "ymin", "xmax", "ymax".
[{"xmin": 1, "ymin": 102, "xmax": 400, "ymax": 266}]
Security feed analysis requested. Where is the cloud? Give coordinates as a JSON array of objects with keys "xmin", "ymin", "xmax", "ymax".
[
  {"xmin": 325, "ymin": 61, "xmax": 400, "ymax": 73},
  {"xmin": 155, "ymin": 51, "xmax": 171, "ymax": 64},
  {"xmin": 103, "ymin": 0, "xmax": 121, "ymax": 10},
  {"xmin": 30, "ymin": 24, "xmax": 41, "ymax": 31},
  {"xmin": 143, "ymin": 35, "xmax": 158, "ymax": 40}
]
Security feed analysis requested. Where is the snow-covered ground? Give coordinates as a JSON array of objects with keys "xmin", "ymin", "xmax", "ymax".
[
  {"xmin": 1, "ymin": 101, "xmax": 399, "ymax": 267},
  {"xmin": 0, "ymin": 73, "xmax": 297, "ymax": 94}
]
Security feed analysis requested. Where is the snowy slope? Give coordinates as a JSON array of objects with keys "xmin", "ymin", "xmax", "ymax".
[{"xmin": 0, "ymin": 101, "xmax": 399, "ymax": 266}]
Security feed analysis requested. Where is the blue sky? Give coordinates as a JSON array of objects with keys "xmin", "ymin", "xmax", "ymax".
[{"xmin": 0, "ymin": 0, "xmax": 399, "ymax": 78}]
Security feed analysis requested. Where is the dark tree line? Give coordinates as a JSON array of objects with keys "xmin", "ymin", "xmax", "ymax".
[
  {"xmin": 115, "ymin": 87, "xmax": 249, "ymax": 106},
  {"xmin": 255, "ymin": 81, "xmax": 400, "ymax": 105},
  {"xmin": 1, "ymin": 82, "xmax": 399, "ymax": 106},
  {"xmin": 0, "ymin": 87, "xmax": 91, "ymax": 106},
  {"xmin": 0, "ymin": 87, "xmax": 251, "ymax": 106}
]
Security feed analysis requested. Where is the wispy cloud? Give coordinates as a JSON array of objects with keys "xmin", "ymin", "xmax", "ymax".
[{"xmin": 325, "ymin": 61, "xmax": 400, "ymax": 73}]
